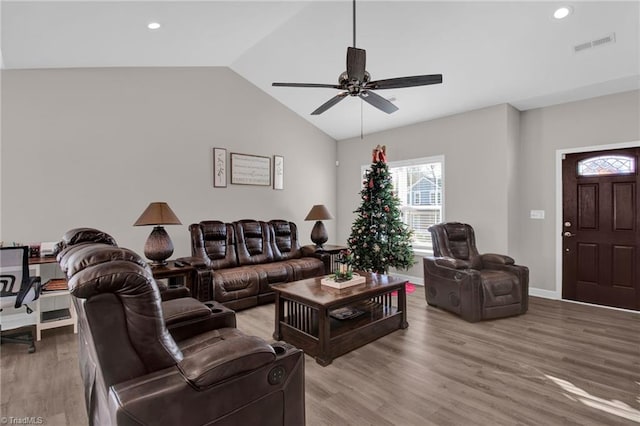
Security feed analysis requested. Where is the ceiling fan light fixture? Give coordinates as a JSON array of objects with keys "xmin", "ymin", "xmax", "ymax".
[{"xmin": 553, "ymin": 6, "xmax": 572, "ymax": 20}]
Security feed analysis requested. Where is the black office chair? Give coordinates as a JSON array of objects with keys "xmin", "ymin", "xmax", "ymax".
[{"xmin": 0, "ymin": 246, "xmax": 42, "ymax": 353}]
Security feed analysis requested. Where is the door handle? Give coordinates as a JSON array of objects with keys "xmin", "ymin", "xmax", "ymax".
[{"xmin": 563, "ymin": 232, "xmax": 575, "ymax": 237}]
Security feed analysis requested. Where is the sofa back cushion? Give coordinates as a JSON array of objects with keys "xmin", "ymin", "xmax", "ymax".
[
  {"xmin": 234, "ymin": 220, "xmax": 274, "ymax": 265},
  {"xmin": 190, "ymin": 221, "xmax": 239, "ymax": 269},
  {"xmin": 269, "ymin": 220, "xmax": 302, "ymax": 261},
  {"xmin": 430, "ymin": 222, "xmax": 482, "ymax": 269}
]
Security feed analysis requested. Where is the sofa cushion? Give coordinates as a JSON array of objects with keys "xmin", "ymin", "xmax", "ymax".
[
  {"xmin": 195, "ymin": 221, "xmax": 239, "ymax": 269},
  {"xmin": 177, "ymin": 327, "xmax": 246, "ymax": 355},
  {"xmin": 282, "ymin": 258, "xmax": 326, "ymax": 280},
  {"xmin": 235, "ymin": 220, "xmax": 274, "ymax": 265},
  {"xmin": 270, "ymin": 220, "xmax": 303, "ymax": 260},
  {"xmin": 443, "ymin": 222, "xmax": 482, "ymax": 269},
  {"xmin": 63, "ymin": 245, "xmax": 150, "ymax": 278},
  {"xmin": 252, "ymin": 262, "xmax": 294, "ymax": 293},
  {"xmin": 177, "ymin": 329, "xmax": 276, "ymax": 388},
  {"xmin": 213, "ymin": 267, "xmax": 260, "ymax": 303}
]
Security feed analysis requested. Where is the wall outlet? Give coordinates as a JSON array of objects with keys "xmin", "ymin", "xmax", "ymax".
[{"xmin": 530, "ymin": 210, "xmax": 545, "ymax": 219}]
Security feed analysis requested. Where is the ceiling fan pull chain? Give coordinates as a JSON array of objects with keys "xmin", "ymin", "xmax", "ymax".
[{"xmin": 361, "ymin": 98, "xmax": 364, "ymax": 139}]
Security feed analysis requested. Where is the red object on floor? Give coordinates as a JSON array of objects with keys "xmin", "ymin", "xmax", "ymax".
[{"xmin": 392, "ymin": 283, "xmax": 416, "ymax": 295}]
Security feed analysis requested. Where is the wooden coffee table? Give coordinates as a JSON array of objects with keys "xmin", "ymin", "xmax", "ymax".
[{"xmin": 272, "ymin": 272, "xmax": 408, "ymax": 366}]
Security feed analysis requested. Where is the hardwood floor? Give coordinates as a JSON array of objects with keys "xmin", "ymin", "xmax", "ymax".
[{"xmin": 2, "ymin": 287, "xmax": 638, "ymax": 425}]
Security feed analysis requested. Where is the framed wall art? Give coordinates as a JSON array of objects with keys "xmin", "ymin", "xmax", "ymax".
[
  {"xmin": 230, "ymin": 153, "xmax": 271, "ymax": 186},
  {"xmin": 273, "ymin": 155, "xmax": 284, "ymax": 190},
  {"xmin": 213, "ymin": 148, "xmax": 227, "ymax": 187}
]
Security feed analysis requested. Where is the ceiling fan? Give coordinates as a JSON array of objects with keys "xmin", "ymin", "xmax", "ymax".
[{"xmin": 272, "ymin": 0, "xmax": 443, "ymax": 116}]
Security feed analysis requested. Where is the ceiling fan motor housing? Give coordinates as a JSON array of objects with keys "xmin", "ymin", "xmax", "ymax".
[{"xmin": 340, "ymin": 71, "xmax": 371, "ymax": 96}]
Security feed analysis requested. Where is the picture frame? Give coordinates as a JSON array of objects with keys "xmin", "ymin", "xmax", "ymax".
[
  {"xmin": 273, "ymin": 155, "xmax": 284, "ymax": 190},
  {"xmin": 213, "ymin": 148, "xmax": 227, "ymax": 187},
  {"xmin": 230, "ymin": 152, "xmax": 271, "ymax": 186}
]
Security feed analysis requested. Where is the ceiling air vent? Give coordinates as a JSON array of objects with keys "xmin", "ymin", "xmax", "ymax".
[{"xmin": 573, "ymin": 33, "xmax": 616, "ymax": 54}]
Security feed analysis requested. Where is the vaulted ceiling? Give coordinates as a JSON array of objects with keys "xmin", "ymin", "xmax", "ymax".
[{"xmin": 2, "ymin": 1, "xmax": 639, "ymax": 140}]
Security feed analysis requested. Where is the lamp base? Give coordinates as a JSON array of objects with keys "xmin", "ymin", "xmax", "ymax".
[
  {"xmin": 144, "ymin": 226, "xmax": 174, "ymax": 266},
  {"xmin": 310, "ymin": 221, "xmax": 328, "ymax": 250}
]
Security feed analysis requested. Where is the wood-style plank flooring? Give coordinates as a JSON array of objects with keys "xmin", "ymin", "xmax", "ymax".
[{"xmin": 1, "ymin": 287, "xmax": 639, "ymax": 425}]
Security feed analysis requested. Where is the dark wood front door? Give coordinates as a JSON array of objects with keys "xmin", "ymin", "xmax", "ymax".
[{"xmin": 562, "ymin": 147, "xmax": 640, "ymax": 310}]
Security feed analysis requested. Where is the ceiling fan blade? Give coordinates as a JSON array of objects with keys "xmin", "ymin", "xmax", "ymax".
[
  {"xmin": 367, "ymin": 74, "xmax": 443, "ymax": 90},
  {"xmin": 346, "ymin": 47, "xmax": 366, "ymax": 82},
  {"xmin": 272, "ymin": 82, "xmax": 341, "ymax": 89},
  {"xmin": 359, "ymin": 90, "xmax": 398, "ymax": 114},
  {"xmin": 311, "ymin": 93, "xmax": 349, "ymax": 115}
]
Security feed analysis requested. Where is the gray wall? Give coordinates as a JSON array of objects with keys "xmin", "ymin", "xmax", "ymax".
[
  {"xmin": 3, "ymin": 66, "xmax": 637, "ymax": 296},
  {"xmin": 337, "ymin": 104, "xmax": 515, "ymax": 282},
  {"xmin": 336, "ymin": 90, "xmax": 640, "ymax": 291},
  {"xmin": 1, "ymin": 67, "xmax": 337, "ymax": 256},
  {"xmin": 517, "ymin": 90, "xmax": 640, "ymax": 294}
]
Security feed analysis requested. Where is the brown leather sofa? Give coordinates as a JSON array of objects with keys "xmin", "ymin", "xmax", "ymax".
[
  {"xmin": 423, "ymin": 222, "xmax": 529, "ymax": 322},
  {"xmin": 187, "ymin": 219, "xmax": 327, "ymax": 310},
  {"xmin": 56, "ymin": 228, "xmax": 306, "ymax": 426}
]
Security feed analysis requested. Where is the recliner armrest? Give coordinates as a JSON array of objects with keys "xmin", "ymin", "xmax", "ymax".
[
  {"xmin": 300, "ymin": 245, "xmax": 317, "ymax": 257},
  {"xmin": 301, "ymin": 246, "xmax": 331, "ymax": 274},
  {"xmin": 176, "ymin": 256, "xmax": 209, "ymax": 268},
  {"xmin": 433, "ymin": 257, "xmax": 470, "ymax": 270},
  {"xmin": 160, "ymin": 287, "xmax": 191, "ymax": 301},
  {"xmin": 177, "ymin": 336, "xmax": 276, "ymax": 388},
  {"xmin": 110, "ymin": 345, "xmax": 305, "ymax": 426},
  {"xmin": 481, "ymin": 253, "xmax": 515, "ymax": 265}
]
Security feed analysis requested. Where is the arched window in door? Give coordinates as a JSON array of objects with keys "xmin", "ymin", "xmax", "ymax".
[{"xmin": 577, "ymin": 155, "xmax": 635, "ymax": 176}]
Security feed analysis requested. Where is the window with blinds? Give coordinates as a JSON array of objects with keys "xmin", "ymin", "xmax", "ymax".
[{"xmin": 363, "ymin": 155, "xmax": 444, "ymax": 253}]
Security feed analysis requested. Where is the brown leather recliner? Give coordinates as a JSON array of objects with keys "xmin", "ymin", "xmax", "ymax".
[
  {"xmin": 55, "ymin": 228, "xmax": 237, "ymax": 340},
  {"xmin": 56, "ymin": 229, "xmax": 305, "ymax": 426},
  {"xmin": 423, "ymin": 222, "xmax": 528, "ymax": 322}
]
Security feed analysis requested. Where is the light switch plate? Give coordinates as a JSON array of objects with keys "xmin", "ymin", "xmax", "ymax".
[{"xmin": 530, "ymin": 210, "xmax": 545, "ymax": 219}]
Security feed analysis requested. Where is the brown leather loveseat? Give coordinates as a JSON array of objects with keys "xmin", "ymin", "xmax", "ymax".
[
  {"xmin": 187, "ymin": 219, "xmax": 327, "ymax": 310},
  {"xmin": 56, "ymin": 228, "xmax": 306, "ymax": 426}
]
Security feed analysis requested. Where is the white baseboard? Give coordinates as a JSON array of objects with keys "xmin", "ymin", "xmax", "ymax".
[
  {"xmin": 391, "ymin": 273, "xmax": 424, "ymax": 285},
  {"xmin": 529, "ymin": 287, "xmax": 560, "ymax": 299}
]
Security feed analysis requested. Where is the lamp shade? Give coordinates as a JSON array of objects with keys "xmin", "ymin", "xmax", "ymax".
[
  {"xmin": 304, "ymin": 205, "xmax": 334, "ymax": 221},
  {"xmin": 134, "ymin": 202, "xmax": 182, "ymax": 226}
]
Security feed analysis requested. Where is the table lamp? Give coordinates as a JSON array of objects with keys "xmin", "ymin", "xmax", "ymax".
[
  {"xmin": 304, "ymin": 204, "xmax": 333, "ymax": 249},
  {"xmin": 134, "ymin": 202, "xmax": 181, "ymax": 266}
]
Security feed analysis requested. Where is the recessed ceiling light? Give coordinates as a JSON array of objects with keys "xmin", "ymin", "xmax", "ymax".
[
  {"xmin": 553, "ymin": 6, "xmax": 572, "ymax": 20},
  {"xmin": 147, "ymin": 22, "xmax": 161, "ymax": 30}
]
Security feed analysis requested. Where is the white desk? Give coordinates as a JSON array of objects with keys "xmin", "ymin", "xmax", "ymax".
[{"xmin": 29, "ymin": 257, "xmax": 78, "ymax": 340}]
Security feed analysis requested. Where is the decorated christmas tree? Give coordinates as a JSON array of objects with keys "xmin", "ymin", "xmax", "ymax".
[{"xmin": 348, "ymin": 145, "xmax": 415, "ymax": 274}]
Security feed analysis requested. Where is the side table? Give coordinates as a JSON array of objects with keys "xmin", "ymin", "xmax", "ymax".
[
  {"xmin": 150, "ymin": 261, "xmax": 196, "ymax": 292},
  {"xmin": 303, "ymin": 244, "xmax": 348, "ymax": 274}
]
